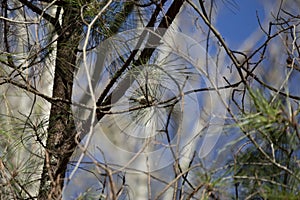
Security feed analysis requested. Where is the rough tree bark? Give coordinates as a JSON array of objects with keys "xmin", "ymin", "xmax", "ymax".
[
  {"xmin": 37, "ymin": 0, "xmax": 185, "ymax": 198},
  {"xmin": 38, "ymin": 3, "xmax": 82, "ymax": 199}
]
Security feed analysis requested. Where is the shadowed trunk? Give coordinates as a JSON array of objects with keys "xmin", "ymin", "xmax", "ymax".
[{"xmin": 38, "ymin": 4, "xmax": 82, "ymax": 199}]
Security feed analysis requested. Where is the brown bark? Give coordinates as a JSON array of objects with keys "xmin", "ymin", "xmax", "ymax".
[
  {"xmin": 38, "ymin": 4, "xmax": 82, "ymax": 199},
  {"xmin": 37, "ymin": 1, "xmax": 186, "ymax": 198}
]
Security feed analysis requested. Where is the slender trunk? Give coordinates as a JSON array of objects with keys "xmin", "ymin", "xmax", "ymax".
[{"xmin": 38, "ymin": 5, "xmax": 81, "ymax": 199}]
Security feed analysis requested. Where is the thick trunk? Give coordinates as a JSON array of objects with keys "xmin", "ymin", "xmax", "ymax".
[{"xmin": 38, "ymin": 5, "xmax": 81, "ymax": 199}]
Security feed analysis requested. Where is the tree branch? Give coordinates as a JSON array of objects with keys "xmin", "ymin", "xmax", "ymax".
[
  {"xmin": 96, "ymin": 0, "xmax": 186, "ymax": 121},
  {"xmin": 17, "ymin": 0, "xmax": 61, "ymax": 31}
]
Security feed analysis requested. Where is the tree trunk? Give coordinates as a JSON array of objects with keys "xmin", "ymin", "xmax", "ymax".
[{"xmin": 38, "ymin": 4, "xmax": 81, "ymax": 199}]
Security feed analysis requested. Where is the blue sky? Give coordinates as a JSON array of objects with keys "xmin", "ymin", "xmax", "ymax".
[{"xmin": 216, "ymin": 0, "xmax": 265, "ymax": 48}]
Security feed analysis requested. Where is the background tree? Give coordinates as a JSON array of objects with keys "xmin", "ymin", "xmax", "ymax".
[{"xmin": 0, "ymin": 0, "xmax": 300, "ymax": 199}]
